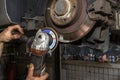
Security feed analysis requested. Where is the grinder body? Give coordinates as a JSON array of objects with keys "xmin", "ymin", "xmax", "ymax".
[{"xmin": 30, "ymin": 28, "xmax": 58, "ymax": 77}]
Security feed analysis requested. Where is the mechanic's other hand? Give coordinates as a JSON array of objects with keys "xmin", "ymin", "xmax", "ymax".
[
  {"xmin": 26, "ymin": 63, "xmax": 48, "ymax": 80},
  {"xmin": 0, "ymin": 25, "xmax": 24, "ymax": 42}
]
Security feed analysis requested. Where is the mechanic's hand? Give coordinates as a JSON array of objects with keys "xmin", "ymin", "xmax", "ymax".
[
  {"xmin": 0, "ymin": 25, "xmax": 24, "ymax": 42},
  {"xmin": 26, "ymin": 63, "xmax": 48, "ymax": 80}
]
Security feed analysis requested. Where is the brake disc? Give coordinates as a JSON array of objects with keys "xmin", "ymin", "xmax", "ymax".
[{"xmin": 45, "ymin": 0, "xmax": 95, "ymax": 43}]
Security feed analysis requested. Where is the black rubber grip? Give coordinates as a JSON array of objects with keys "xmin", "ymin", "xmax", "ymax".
[
  {"xmin": 11, "ymin": 29, "xmax": 21, "ymax": 35},
  {"xmin": 31, "ymin": 54, "xmax": 46, "ymax": 77}
]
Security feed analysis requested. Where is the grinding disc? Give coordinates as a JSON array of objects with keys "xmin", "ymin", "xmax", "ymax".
[{"xmin": 42, "ymin": 27, "xmax": 59, "ymax": 52}]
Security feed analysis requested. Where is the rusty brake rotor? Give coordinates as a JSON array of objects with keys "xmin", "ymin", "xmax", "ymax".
[{"xmin": 45, "ymin": 0, "xmax": 95, "ymax": 43}]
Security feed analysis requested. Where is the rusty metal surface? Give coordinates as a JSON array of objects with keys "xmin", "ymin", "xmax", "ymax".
[{"xmin": 45, "ymin": 0, "xmax": 95, "ymax": 43}]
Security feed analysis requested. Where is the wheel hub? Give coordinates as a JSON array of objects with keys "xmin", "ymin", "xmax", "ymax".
[{"xmin": 50, "ymin": 0, "xmax": 77, "ymax": 26}]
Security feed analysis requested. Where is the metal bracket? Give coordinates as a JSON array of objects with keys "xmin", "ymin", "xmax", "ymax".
[
  {"xmin": 82, "ymin": 26, "xmax": 110, "ymax": 53},
  {"xmin": 87, "ymin": 0, "xmax": 115, "ymax": 26}
]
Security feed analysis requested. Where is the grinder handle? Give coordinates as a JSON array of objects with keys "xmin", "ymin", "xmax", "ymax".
[{"xmin": 31, "ymin": 54, "xmax": 46, "ymax": 77}]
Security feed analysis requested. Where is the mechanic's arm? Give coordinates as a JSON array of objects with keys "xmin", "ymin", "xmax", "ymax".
[
  {"xmin": 26, "ymin": 63, "xmax": 48, "ymax": 80},
  {"xmin": 0, "ymin": 25, "xmax": 23, "ymax": 57}
]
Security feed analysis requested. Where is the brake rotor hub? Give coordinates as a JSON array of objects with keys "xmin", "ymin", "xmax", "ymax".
[
  {"xmin": 50, "ymin": 0, "xmax": 77, "ymax": 26},
  {"xmin": 54, "ymin": 0, "xmax": 68, "ymax": 16}
]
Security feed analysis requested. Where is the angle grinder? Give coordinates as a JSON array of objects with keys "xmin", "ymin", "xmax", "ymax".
[{"xmin": 30, "ymin": 27, "xmax": 58, "ymax": 76}]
